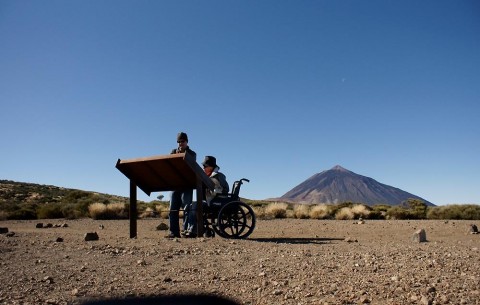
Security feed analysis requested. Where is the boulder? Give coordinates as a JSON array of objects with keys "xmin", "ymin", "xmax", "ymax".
[
  {"xmin": 0, "ymin": 227, "xmax": 8, "ymax": 234},
  {"xmin": 84, "ymin": 232, "xmax": 99, "ymax": 241},
  {"xmin": 412, "ymin": 229, "xmax": 427, "ymax": 243},
  {"xmin": 468, "ymin": 224, "xmax": 478, "ymax": 234},
  {"xmin": 156, "ymin": 223, "xmax": 169, "ymax": 231}
]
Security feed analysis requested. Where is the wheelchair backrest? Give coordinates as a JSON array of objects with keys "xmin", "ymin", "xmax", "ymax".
[{"xmin": 231, "ymin": 178, "xmax": 249, "ymax": 198}]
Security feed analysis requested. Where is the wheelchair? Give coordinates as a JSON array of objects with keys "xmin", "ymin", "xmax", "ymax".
[{"xmin": 202, "ymin": 178, "xmax": 256, "ymax": 239}]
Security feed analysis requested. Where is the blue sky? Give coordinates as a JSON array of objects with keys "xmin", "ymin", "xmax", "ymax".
[{"xmin": 1, "ymin": 0, "xmax": 479, "ymax": 205}]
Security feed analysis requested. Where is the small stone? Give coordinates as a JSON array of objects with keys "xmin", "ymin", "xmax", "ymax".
[
  {"xmin": 55, "ymin": 237, "xmax": 64, "ymax": 242},
  {"xmin": 99, "ymin": 224, "xmax": 105, "ymax": 229},
  {"xmin": 45, "ymin": 223, "xmax": 53, "ymax": 228},
  {"xmin": 84, "ymin": 232, "xmax": 99, "ymax": 241},
  {"xmin": 163, "ymin": 277, "xmax": 172, "ymax": 282},
  {"xmin": 468, "ymin": 224, "xmax": 478, "ymax": 234},
  {"xmin": 61, "ymin": 223, "xmax": 69, "ymax": 228},
  {"xmin": 412, "ymin": 229, "xmax": 427, "ymax": 242},
  {"xmin": 156, "ymin": 223, "xmax": 169, "ymax": 230},
  {"xmin": 71, "ymin": 288, "xmax": 79, "ymax": 296},
  {"xmin": 420, "ymin": 295, "xmax": 432, "ymax": 305},
  {"xmin": 6, "ymin": 232, "xmax": 15, "ymax": 237},
  {"xmin": 137, "ymin": 259, "xmax": 146, "ymax": 266},
  {"xmin": 36, "ymin": 223, "xmax": 44, "ymax": 228}
]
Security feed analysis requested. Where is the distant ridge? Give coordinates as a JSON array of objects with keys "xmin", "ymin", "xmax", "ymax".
[{"xmin": 274, "ymin": 165, "xmax": 434, "ymax": 206}]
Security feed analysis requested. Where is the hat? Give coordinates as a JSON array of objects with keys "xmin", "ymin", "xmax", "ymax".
[
  {"xmin": 177, "ymin": 132, "xmax": 188, "ymax": 142},
  {"xmin": 202, "ymin": 156, "xmax": 218, "ymax": 168}
]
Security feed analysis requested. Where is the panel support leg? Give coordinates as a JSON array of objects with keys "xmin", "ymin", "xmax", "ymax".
[
  {"xmin": 196, "ymin": 180, "xmax": 204, "ymax": 237},
  {"xmin": 129, "ymin": 180, "xmax": 137, "ymax": 238}
]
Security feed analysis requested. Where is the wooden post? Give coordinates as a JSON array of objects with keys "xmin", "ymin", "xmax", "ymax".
[
  {"xmin": 196, "ymin": 180, "xmax": 204, "ymax": 237},
  {"xmin": 129, "ymin": 180, "xmax": 137, "ymax": 238}
]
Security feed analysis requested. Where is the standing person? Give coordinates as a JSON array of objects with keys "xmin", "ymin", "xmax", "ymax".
[
  {"xmin": 184, "ymin": 155, "xmax": 229, "ymax": 237},
  {"xmin": 165, "ymin": 132, "xmax": 196, "ymax": 238}
]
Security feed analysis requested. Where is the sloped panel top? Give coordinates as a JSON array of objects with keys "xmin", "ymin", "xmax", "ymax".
[{"xmin": 116, "ymin": 153, "xmax": 214, "ymax": 196}]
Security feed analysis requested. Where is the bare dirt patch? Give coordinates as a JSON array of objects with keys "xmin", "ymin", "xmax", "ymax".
[{"xmin": 1, "ymin": 219, "xmax": 479, "ymax": 304}]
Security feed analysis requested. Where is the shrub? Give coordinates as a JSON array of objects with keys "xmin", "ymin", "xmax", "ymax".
[
  {"xmin": 293, "ymin": 204, "xmax": 310, "ymax": 219},
  {"xmin": 155, "ymin": 204, "xmax": 170, "ymax": 219},
  {"xmin": 37, "ymin": 203, "xmax": 64, "ymax": 219},
  {"xmin": 88, "ymin": 203, "xmax": 107, "ymax": 219},
  {"xmin": 386, "ymin": 206, "xmax": 411, "ymax": 220},
  {"xmin": 252, "ymin": 206, "xmax": 266, "ymax": 219},
  {"xmin": 427, "ymin": 204, "xmax": 480, "ymax": 220},
  {"xmin": 265, "ymin": 202, "xmax": 288, "ymax": 219},
  {"xmin": 8, "ymin": 208, "xmax": 37, "ymax": 220},
  {"xmin": 140, "ymin": 207, "xmax": 156, "ymax": 218},
  {"xmin": 350, "ymin": 204, "xmax": 371, "ymax": 219},
  {"xmin": 0, "ymin": 210, "xmax": 8, "ymax": 220},
  {"xmin": 309, "ymin": 204, "xmax": 332, "ymax": 219},
  {"xmin": 335, "ymin": 207, "xmax": 355, "ymax": 220},
  {"xmin": 61, "ymin": 204, "xmax": 83, "ymax": 219},
  {"xmin": 106, "ymin": 203, "xmax": 127, "ymax": 219}
]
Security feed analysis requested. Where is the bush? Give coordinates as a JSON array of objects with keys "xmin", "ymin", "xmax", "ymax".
[
  {"xmin": 252, "ymin": 206, "xmax": 266, "ymax": 219},
  {"xmin": 155, "ymin": 203, "xmax": 170, "ymax": 219},
  {"xmin": 265, "ymin": 202, "xmax": 288, "ymax": 219},
  {"xmin": 309, "ymin": 204, "xmax": 332, "ymax": 219},
  {"xmin": 293, "ymin": 204, "xmax": 310, "ymax": 219},
  {"xmin": 427, "ymin": 204, "xmax": 480, "ymax": 220},
  {"xmin": 7, "ymin": 208, "xmax": 37, "ymax": 220},
  {"xmin": 37, "ymin": 203, "xmax": 64, "ymax": 219},
  {"xmin": 386, "ymin": 206, "xmax": 412, "ymax": 220},
  {"xmin": 88, "ymin": 203, "xmax": 107, "ymax": 219},
  {"xmin": 106, "ymin": 203, "xmax": 128, "ymax": 219},
  {"xmin": 350, "ymin": 204, "xmax": 371, "ymax": 219},
  {"xmin": 335, "ymin": 207, "xmax": 355, "ymax": 220}
]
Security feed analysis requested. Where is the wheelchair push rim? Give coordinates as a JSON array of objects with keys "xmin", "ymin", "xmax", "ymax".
[{"xmin": 215, "ymin": 201, "xmax": 256, "ymax": 239}]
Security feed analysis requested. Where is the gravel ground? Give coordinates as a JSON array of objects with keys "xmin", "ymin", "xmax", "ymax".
[{"xmin": 1, "ymin": 218, "xmax": 479, "ymax": 305}]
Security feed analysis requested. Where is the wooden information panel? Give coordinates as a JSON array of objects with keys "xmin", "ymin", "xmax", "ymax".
[{"xmin": 116, "ymin": 153, "xmax": 214, "ymax": 238}]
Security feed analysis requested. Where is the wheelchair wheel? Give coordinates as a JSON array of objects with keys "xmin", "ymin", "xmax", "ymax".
[{"xmin": 216, "ymin": 201, "xmax": 256, "ymax": 239}]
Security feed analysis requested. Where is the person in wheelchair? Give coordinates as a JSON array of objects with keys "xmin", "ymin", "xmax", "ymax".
[{"xmin": 183, "ymin": 155, "xmax": 229, "ymax": 237}]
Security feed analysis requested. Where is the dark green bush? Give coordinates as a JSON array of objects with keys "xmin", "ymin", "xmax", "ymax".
[
  {"xmin": 37, "ymin": 203, "xmax": 64, "ymax": 219},
  {"xmin": 427, "ymin": 204, "xmax": 480, "ymax": 220},
  {"xmin": 8, "ymin": 208, "xmax": 37, "ymax": 220},
  {"xmin": 386, "ymin": 206, "xmax": 412, "ymax": 220}
]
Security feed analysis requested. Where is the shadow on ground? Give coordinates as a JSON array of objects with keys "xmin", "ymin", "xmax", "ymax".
[{"xmin": 249, "ymin": 237, "xmax": 344, "ymax": 244}]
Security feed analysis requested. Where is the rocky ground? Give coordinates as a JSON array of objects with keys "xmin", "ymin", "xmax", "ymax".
[{"xmin": 1, "ymin": 218, "xmax": 479, "ymax": 305}]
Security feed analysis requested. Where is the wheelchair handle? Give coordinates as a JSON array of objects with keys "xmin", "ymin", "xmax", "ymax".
[{"xmin": 239, "ymin": 178, "xmax": 250, "ymax": 183}]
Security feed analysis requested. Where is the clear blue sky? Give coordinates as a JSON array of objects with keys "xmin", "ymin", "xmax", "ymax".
[{"xmin": 1, "ymin": 0, "xmax": 479, "ymax": 205}]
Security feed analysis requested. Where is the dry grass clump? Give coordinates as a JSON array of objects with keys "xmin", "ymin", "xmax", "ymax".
[
  {"xmin": 351, "ymin": 204, "xmax": 370, "ymax": 218},
  {"xmin": 140, "ymin": 207, "xmax": 156, "ymax": 218},
  {"xmin": 335, "ymin": 207, "xmax": 355, "ymax": 220},
  {"xmin": 293, "ymin": 204, "xmax": 310, "ymax": 219},
  {"xmin": 88, "ymin": 203, "xmax": 107, "ymax": 219},
  {"xmin": 309, "ymin": 204, "xmax": 332, "ymax": 219},
  {"xmin": 265, "ymin": 202, "xmax": 288, "ymax": 219},
  {"xmin": 252, "ymin": 206, "xmax": 266, "ymax": 219},
  {"xmin": 88, "ymin": 202, "xmax": 127, "ymax": 219},
  {"xmin": 155, "ymin": 204, "xmax": 170, "ymax": 219},
  {"xmin": 0, "ymin": 210, "xmax": 8, "ymax": 220}
]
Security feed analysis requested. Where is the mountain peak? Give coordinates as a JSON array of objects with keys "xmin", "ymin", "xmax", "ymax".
[
  {"xmin": 278, "ymin": 166, "xmax": 434, "ymax": 206},
  {"xmin": 330, "ymin": 165, "xmax": 349, "ymax": 172}
]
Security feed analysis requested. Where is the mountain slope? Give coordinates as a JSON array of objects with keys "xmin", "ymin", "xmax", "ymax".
[{"xmin": 278, "ymin": 165, "xmax": 434, "ymax": 206}]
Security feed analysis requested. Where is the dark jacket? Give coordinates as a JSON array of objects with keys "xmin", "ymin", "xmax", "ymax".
[{"xmin": 170, "ymin": 146, "xmax": 196, "ymax": 161}]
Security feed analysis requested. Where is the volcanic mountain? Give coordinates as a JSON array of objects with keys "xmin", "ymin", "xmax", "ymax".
[{"xmin": 277, "ymin": 165, "xmax": 434, "ymax": 206}]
